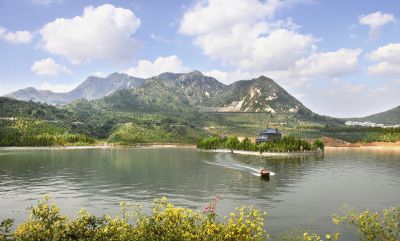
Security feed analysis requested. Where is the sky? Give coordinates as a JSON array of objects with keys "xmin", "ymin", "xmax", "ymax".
[{"xmin": 0, "ymin": 0, "xmax": 399, "ymax": 118}]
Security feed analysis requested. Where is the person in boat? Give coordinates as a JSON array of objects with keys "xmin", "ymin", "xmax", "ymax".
[{"xmin": 260, "ymin": 167, "xmax": 269, "ymax": 174}]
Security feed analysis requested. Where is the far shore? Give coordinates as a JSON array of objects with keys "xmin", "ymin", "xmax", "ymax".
[
  {"xmin": 326, "ymin": 146, "xmax": 400, "ymax": 151},
  {"xmin": 0, "ymin": 143, "xmax": 196, "ymax": 151},
  {"xmin": 324, "ymin": 139, "xmax": 400, "ymax": 150},
  {"xmin": 2, "ymin": 142, "xmax": 400, "ymax": 151}
]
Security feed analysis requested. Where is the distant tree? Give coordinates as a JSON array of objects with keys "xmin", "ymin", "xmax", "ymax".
[
  {"xmin": 225, "ymin": 136, "xmax": 240, "ymax": 151},
  {"xmin": 313, "ymin": 139, "xmax": 325, "ymax": 151}
]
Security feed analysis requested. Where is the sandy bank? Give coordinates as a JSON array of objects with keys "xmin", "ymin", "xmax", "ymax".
[
  {"xmin": 326, "ymin": 145, "xmax": 400, "ymax": 151},
  {"xmin": 323, "ymin": 137, "xmax": 400, "ymax": 149}
]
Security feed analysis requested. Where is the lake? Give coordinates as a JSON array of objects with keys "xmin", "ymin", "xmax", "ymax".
[{"xmin": 0, "ymin": 147, "xmax": 399, "ymax": 239}]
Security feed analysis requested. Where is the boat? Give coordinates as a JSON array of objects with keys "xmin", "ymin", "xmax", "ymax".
[{"xmin": 260, "ymin": 168, "xmax": 270, "ymax": 178}]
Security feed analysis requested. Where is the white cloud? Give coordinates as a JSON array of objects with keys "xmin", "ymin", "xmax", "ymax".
[
  {"xmin": 367, "ymin": 43, "xmax": 400, "ymax": 64},
  {"xmin": 39, "ymin": 82, "xmax": 78, "ymax": 93},
  {"xmin": 367, "ymin": 43, "xmax": 400, "ymax": 76},
  {"xmin": 205, "ymin": 48, "xmax": 362, "ymax": 86},
  {"xmin": 180, "ymin": 0, "xmax": 361, "ymax": 88},
  {"xmin": 39, "ymin": 4, "xmax": 141, "ymax": 64},
  {"xmin": 125, "ymin": 55, "xmax": 190, "ymax": 78},
  {"xmin": 359, "ymin": 12, "xmax": 395, "ymax": 39},
  {"xmin": 204, "ymin": 69, "xmax": 258, "ymax": 84},
  {"xmin": 179, "ymin": 0, "xmax": 281, "ymax": 35},
  {"xmin": 179, "ymin": 0, "xmax": 317, "ymax": 72},
  {"xmin": 30, "ymin": 58, "xmax": 71, "ymax": 76},
  {"xmin": 368, "ymin": 62, "xmax": 400, "ymax": 76},
  {"xmin": 293, "ymin": 48, "xmax": 363, "ymax": 78},
  {"xmin": 0, "ymin": 26, "xmax": 33, "ymax": 44}
]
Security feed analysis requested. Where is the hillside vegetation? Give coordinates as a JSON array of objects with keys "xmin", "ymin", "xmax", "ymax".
[
  {"xmin": 2, "ymin": 71, "xmax": 399, "ymax": 146},
  {"xmin": 348, "ymin": 105, "xmax": 400, "ymax": 125}
]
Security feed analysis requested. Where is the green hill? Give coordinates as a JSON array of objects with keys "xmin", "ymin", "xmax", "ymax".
[
  {"xmin": 348, "ymin": 106, "xmax": 400, "ymax": 125},
  {"xmin": 0, "ymin": 71, "xmax": 351, "ymax": 146}
]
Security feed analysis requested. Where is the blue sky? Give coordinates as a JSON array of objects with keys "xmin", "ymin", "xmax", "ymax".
[{"xmin": 0, "ymin": 0, "xmax": 399, "ymax": 117}]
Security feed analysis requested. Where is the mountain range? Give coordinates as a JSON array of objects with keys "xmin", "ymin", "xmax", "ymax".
[
  {"xmin": 3, "ymin": 70, "xmax": 399, "ymax": 125},
  {"xmin": 5, "ymin": 71, "xmax": 312, "ymax": 114},
  {"xmin": 5, "ymin": 73, "xmax": 144, "ymax": 105}
]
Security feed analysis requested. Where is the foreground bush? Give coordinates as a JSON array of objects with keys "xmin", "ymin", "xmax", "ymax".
[
  {"xmin": 1, "ymin": 197, "xmax": 398, "ymax": 241},
  {"xmin": 333, "ymin": 206, "xmax": 400, "ymax": 241},
  {"xmin": 2, "ymin": 196, "xmax": 267, "ymax": 241}
]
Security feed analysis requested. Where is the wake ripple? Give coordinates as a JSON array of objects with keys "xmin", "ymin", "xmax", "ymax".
[{"xmin": 203, "ymin": 161, "xmax": 275, "ymax": 176}]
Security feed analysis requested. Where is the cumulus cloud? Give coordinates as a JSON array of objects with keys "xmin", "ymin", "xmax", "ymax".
[
  {"xmin": 207, "ymin": 48, "xmax": 362, "ymax": 87},
  {"xmin": 367, "ymin": 43, "xmax": 400, "ymax": 76},
  {"xmin": 31, "ymin": 58, "xmax": 71, "ymax": 76},
  {"xmin": 368, "ymin": 62, "xmax": 400, "ymax": 76},
  {"xmin": 125, "ymin": 55, "xmax": 190, "ymax": 78},
  {"xmin": 292, "ymin": 48, "xmax": 363, "ymax": 78},
  {"xmin": 180, "ymin": 0, "xmax": 316, "ymax": 72},
  {"xmin": 180, "ymin": 0, "xmax": 361, "ymax": 87},
  {"xmin": 367, "ymin": 43, "xmax": 400, "ymax": 64},
  {"xmin": 180, "ymin": 0, "xmax": 281, "ymax": 35},
  {"xmin": 204, "ymin": 69, "xmax": 258, "ymax": 84},
  {"xmin": 39, "ymin": 4, "xmax": 141, "ymax": 64},
  {"xmin": 359, "ymin": 12, "xmax": 395, "ymax": 39},
  {"xmin": 0, "ymin": 26, "xmax": 33, "ymax": 44}
]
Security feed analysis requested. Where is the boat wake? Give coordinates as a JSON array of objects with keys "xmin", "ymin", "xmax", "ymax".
[{"xmin": 202, "ymin": 161, "xmax": 275, "ymax": 177}]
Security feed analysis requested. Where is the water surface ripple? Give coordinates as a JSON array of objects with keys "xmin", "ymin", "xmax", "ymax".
[{"xmin": 0, "ymin": 147, "xmax": 399, "ymax": 239}]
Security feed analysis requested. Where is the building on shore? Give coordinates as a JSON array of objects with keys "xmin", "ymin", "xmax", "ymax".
[{"xmin": 256, "ymin": 128, "xmax": 282, "ymax": 144}]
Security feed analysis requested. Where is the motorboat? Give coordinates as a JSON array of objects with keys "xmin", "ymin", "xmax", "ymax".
[{"xmin": 260, "ymin": 168, "xmax": 270, "ymax": 178}]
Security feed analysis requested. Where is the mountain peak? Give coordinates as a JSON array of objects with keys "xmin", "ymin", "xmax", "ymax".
[
  {"xmin": 23, "ymin": 87, "xmax": 38, "ymax": 91},
  {"xmin": 106, "ymin": 72, "xmax": 129, "ymax": 78},
  {"xmin": 187, "ymin": 70, "xmax": 203, "ymax": 76}
]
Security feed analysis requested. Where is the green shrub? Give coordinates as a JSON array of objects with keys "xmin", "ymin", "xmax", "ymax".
[
  {"xmin": 8, "ymin": 196, "xmax": 267, "ymax": 241},
  {"xmin": 197, "ymin": 135, "xmax": 319, "ymax": 153},
  {"xmin": 3, "ymin": 197, "xmax": 399, "ymax": 241},
  {"xmin": 312, "ymin": 139, "xmax": 325, "ymax": 151},
  {"xmin": 333, "ymin": 206, "xmax": 400, "ymax": 241}
]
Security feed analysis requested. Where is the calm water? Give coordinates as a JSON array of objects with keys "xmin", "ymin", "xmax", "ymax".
[{"xmin": 0, "ymin": 147, "xmax": 399, "ymax": 239}]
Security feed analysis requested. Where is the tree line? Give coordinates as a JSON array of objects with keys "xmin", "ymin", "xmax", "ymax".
[{"xmin": 197, "ymin": 135, "xmax": 324, "ymax": 153}]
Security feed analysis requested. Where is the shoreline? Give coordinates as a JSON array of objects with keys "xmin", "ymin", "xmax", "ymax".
[
  {"xmin": 326, "ymin": 146, "xmax": 400, "ymax": 151},
  {"xmin": 1, "ymin": 143, "xmax": 400, "ymax": 151},
  {"xmin": 0, "ymin": 143, "xmax": 196, "ymax": 151},
  {"xmin": 198, "ymin": 149, "xmax": 323, "ymax": 157}
]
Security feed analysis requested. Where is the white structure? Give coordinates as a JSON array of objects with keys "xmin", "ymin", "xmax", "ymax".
[{"xmin": 345, "ymin": 121, "xmax": 400, "ymax": 128}]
